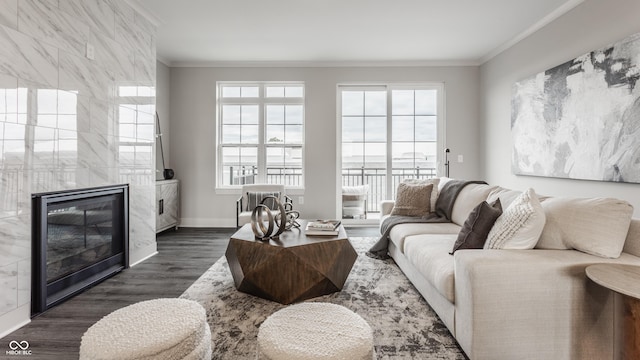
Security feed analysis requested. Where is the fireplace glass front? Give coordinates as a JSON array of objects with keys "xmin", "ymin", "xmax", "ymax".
[{"xmin": 32, "ymin": 185, "xmax": 129, "ymax": 315}]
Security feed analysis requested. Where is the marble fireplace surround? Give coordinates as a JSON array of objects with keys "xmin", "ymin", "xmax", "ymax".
[{"xmin": 0, "ymin": 0, "xmax": 158, "ymax": 337}]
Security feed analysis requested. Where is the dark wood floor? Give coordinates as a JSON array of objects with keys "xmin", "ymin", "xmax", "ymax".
[{"xmin": 0, "ymin": 226, "xmax": 379, "ymax": 360}]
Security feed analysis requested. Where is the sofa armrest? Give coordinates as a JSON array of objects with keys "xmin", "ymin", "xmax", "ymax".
[
  {"xmin": 452, "ymin": 249, "xmax": 640, "ymax": 360},
  {"xmin": 380, "ymin": 200, "xmax": 395, "ymax": 216}
]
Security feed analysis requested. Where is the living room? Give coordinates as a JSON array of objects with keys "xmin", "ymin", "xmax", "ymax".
[{"xmin": 1, "ymin": 0, "xmax": 640, "ymax": 359}]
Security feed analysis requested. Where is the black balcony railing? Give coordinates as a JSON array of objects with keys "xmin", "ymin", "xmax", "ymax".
[
  {"xmin": 342, "ymin": 167, "xmax": 436, "ymax": 212},
  {"xmin": 230, "ymin": 166, "xmax": 436, "ymax": 213}
]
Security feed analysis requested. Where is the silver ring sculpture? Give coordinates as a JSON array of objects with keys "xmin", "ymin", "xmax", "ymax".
[{"xmin": 251, "ymin": 196, "xmax": 300, "ymax": 240}]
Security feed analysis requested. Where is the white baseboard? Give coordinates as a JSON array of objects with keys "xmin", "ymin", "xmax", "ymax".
[
  {"xmin": 179, "ymin": 217, "xmax": 235, "ymax": 228},
  {"xmin": 0, "ymin": 304, "xmax": 31, "ymax": 339}
]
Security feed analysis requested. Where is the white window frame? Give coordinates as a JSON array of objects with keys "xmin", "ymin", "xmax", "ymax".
[
  {"xmin": 336, "ymin": 82, "xmax": 446, "ymax": 213},
  {"xmin": 216, "ymin": 81, "xmax": 305, "ymax": 191}
]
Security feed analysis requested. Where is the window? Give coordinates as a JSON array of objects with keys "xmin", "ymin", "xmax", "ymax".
[
  {"xmin": 339, "ymin": 84, "xmax": 443, "ymax": 216},
  {"xmin": 218, "ymin": 82, "xmax": 305, "ymax": 188},
  {"xmin": 117, "ymin": 85, "xmax": 155, "ymax": 183}
]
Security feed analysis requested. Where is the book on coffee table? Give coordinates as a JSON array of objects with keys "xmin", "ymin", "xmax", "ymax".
[
  {"xmin": 307, "ymin": 220, "xmax": 341, "ymax": 230},
  {"xmin": 305, "ymin": 220, "xmax": 341, "ymax": 236}
]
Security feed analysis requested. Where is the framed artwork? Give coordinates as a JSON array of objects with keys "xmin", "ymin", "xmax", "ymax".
[{"xmin": 511, "ymin": 32, "xmax": 640, "ymax": 183}]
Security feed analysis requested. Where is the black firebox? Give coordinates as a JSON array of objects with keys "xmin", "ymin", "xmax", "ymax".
[{"xmin": 31, "ymin": 185, "xmax": 129, "ymax": 316}]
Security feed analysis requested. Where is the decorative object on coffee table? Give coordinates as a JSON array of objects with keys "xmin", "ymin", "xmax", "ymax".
[
  {"xmin": 250, "ymin": 195, "xmax": 286, "ymax": 240},
  {"xmin": 226, "ymin": 220, "xmax": 357, "ymax": 304},
  {"xmin": 257, "ymin": 302, "xmax": 374, "ymax": 359},
  {"xmin": 279, "ymin": 200, "xmax": 300, "ymax": 230},
  {"xmin": 305, "ymin": 219, "xmax": 342, "ymax": 236}
]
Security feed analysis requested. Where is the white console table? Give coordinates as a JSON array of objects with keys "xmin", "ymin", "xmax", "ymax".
[{"xmin": 156, "ymin": 179, "xmax": 179, "ymax": 233}]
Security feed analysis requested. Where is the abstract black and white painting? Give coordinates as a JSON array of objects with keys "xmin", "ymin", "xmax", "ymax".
[{"xmin": 512, "ymin": 32, "xmax": 640, "ymax": 183}]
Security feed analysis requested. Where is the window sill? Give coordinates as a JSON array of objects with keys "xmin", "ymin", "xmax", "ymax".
[{"xmin": 216, "ymin": 187, "xmax": 305, "ymax": 196}]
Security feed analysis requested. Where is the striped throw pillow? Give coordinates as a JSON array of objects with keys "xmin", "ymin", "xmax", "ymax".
[{"xmin": 246, "ymin": 191, "xmax": 281, "ymax": 211}]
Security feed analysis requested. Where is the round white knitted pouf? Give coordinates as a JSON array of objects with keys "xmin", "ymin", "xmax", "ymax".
[
  {"xmin": 79, "ymin": 298, "xmax": 212, "ymax": 360},
  {"xmin": 257, "ymin": 302, "xmax": 374, "ymax": 360}
]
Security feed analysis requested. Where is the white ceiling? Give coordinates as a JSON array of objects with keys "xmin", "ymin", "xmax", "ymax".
[{"xmin": 134, "ymin": 0, "xmax": 582, "ymax": 66}]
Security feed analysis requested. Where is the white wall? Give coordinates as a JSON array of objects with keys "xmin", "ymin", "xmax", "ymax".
[
  {"xmin": 480, "ymin": 0, "xmax": 640, "ymax": 216},
  {"xmin": 170, "ymin": 66, "xmax": 481, "ymax": 226},
  {"xmin": 156, "ymin": 60, "xmax": 171, "ymax": 179}
]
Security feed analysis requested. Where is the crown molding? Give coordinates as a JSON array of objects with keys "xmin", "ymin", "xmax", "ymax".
[
  {"xmin": 479, "ymin": 0, "xmax": 585, "ymax": 64},
  {"xmin": 168, "ymin": 59, "xmax": 481, "ymax": 68}
]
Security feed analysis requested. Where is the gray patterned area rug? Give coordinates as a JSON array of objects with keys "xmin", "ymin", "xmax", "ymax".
[{"xmin": 180, "ymin": 237, "xmax": 467, "ymax": 359}]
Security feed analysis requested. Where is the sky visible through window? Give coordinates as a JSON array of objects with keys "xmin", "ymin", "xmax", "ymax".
[{"xmin": 342, "ymin": 89, "xmax": 437, "ymax": 171}]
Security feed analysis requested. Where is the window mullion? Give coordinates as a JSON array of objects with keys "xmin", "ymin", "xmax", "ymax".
[
  {"xmin": 258, "ymin": 87, "xmax": 267, "ymax": 183},
  {"xmin": 413, "ymin": 90, "xmax": 417, "ymax": 170},
  {"xmin": 386, "ymin": 87, "xmax": 393, "ymax": 200}
]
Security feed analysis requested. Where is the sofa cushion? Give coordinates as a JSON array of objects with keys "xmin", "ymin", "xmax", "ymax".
[
  {"xmin": 391, "ymin": 183, "xmax": 433, "ymax": 217},
  {"xmin": 536, "ymin": 197, "xmax": 633, "ymax": 258},
  {"xmin": 404, "ymin": 234, "xmax": 457, "ymax": 302},
  {"xmin": 451, "ymin": 199, "xmax": 503, "ymax": 254},
  {"xmin": 485, "ymin": 188, "xmax": 545, "ymax": 250},
  {"xmin": 486, "ymin": 187, "xmax": 522, "ymax": 209},
  {"xmin": 388, "ymin": 221, "xmax": 462, "ymax": 253},
  {"xmin": 450, "ymin": 183, "xmax": 496, "ymax": 226}
]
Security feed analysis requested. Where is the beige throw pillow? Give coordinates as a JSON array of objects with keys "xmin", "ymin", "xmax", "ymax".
[
  {"xmin": 402, "ymin": 178, "xmax": 440, "ymax": 212},
  {"xmin": 391, "ymin": 183, "xmax": 433, "ymax": 217},
  {"xmin": 485, "ymin": 188, "xmax": 546, "ymax": 249}
]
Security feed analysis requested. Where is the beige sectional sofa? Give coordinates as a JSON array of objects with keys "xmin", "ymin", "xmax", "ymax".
[{"xmin": 379, "ymin": 179, "xmax": 640, "ymax": 360}]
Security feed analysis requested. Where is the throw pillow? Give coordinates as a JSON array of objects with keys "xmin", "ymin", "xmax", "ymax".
[
  {"xmin": 402, "ymin": 178, "xmax": 440, "ymax": 212},
  {"xmin": 536, "ymin": 197, "xmax": 633, "ymax": 258},
  {"xmin": 390, "ymin": 183, "xmax": 433, "ymax": 217},
  {"xmin": 450, "ymin": 199, "xmax": 503, "ymax": 254},
  {"xmin": 484, "ymin": 188, "xmax": 546, "ymax": 250},
  {"xmin": 246, "ymin": 191, "xmax": 281, "ymax": 211}
]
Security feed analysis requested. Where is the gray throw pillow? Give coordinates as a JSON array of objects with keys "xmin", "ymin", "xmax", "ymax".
[
  {"xmin": 390, "ymin": 183, "xmax": 433, "ymax": 218},
  {"xmin": 246, "ymin": 191, "xmax": 281, "ymax": 211},
  {"xmin": 450, "ymin": 198, "xmax": 502, "ymax": 254}
]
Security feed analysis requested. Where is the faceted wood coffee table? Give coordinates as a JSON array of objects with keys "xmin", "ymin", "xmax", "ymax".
[{"xmin": 225, "ymin": 220, "xmax": 357, "ymax": 304}]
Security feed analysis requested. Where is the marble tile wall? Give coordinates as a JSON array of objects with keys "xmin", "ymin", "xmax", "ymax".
[{"xmin": 0, "ymin": 0, "xmax": 157, "ymax": 335}]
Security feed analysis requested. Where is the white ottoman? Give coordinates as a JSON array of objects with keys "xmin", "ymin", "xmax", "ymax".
[
  {"xmin": 258, "ymin": 302, "xmax": 374, "ymax": 360},
  {"xmin": 79, "ymin": 298, "xmax": 211, "ymax": 360}
]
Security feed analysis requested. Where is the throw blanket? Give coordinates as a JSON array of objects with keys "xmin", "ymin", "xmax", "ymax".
[{"xmin": 367, "ymin": 179, "xmax": 487, "ymax": 259}]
